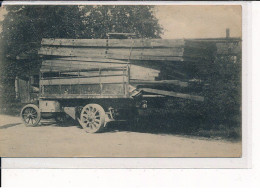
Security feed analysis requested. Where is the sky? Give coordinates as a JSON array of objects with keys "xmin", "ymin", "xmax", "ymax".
[
  {"xmin": 155, "ymin": 5, "xmax": 242, "ymax": 39},
  {"xmin": 0, "ymin": 5, "xmax": 242, "ymax": 39}
]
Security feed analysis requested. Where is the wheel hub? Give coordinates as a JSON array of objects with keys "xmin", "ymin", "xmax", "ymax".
[
  {"xmin": 27, "ymin": 113, "xmax": 34, "ymax": 118},
  {"xmin": 87, "ymin": 112, "xmax": 96, "ymax": 122},
  {"xmin": 21, "ymin": 104, "xmax": 41, "ymax": 127},
  {"xmin": 80, "ymin": 104, "xmax": 106, "ymax": 133}
]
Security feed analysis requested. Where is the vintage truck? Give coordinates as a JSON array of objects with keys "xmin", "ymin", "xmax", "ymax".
[{"xmin": 18, "ymin": 33, "xmax": 241, "ymax": 133}]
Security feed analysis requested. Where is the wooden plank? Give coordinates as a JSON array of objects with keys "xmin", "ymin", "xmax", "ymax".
[
  {"xmin": 39, "ymin": 39, "xmax": 218, "ymax": 62},
  {"xmin": 39, "ymin": 47, "xmax": 188, "ymax": 61},
  {"xmin": 140, "ymin": 88, "xmax": 204, "ymax": 102},
  {"xmin": 41, "ymin": 69, "xmax": 158, "ymax": 82},
  {"xmin": 42, "ymin": 38, "xmax": 238, "ymax": 48},
  {"xmin": 38, "ymin": 47, "xmax": 107, "ymax": 57},
  {"xmin": 108, "ymin": 39, "xmax": 186, "ymax": 48},
  {"xmin": 56, "ymin": 57, "xmax": 128, "ymax": 64},
  {"xmin": 40, "ymin": 66, "xmax": 126, "ymax": 72},
  {"xmin": 107, "ymin": 48, "xmax": 184, "ymax": 57},
  {"xmin": 41, "ymin": 38, "xmax": 107, "ymax": 47},
  {"xmin": 130, "ymin": 65, "xmax": 159, "ymax": 80},
  {"xmin": 145, "ymin": 39, "xmax": 186, "ymax": 48},
  {"xmin": 39, "ymin": 47, "xmax": 184, "ymax": 57},
  {"xmin": 130, "ymin": 73, "xmax": 159, "ymax": 79},
  {"xmin": 107, "ymin": 53, "xmax": 186, "ymax": 61},
  {"xmin": 42, "ymin": 60, "xmax": 127, "ymax": 69},
  {"xmin": 42, "ymin": 38, "xmax": 186, "ymax": 48},
  {"xmin": 130, "ymin": 80, "xmax": 188, "ymax": 87},
  {"xmin": 42, "ymin": 60, "xmax": 159, "ymax": 81},
  {"xmin": 142, "ymin": 95, "xmax": 165, "ymax": 98},
  {"xmin": 130, "ymin": 76, "xmax": 156, "ymax": 81},
  {"xmin": 130, "ymin": 65, "xmax": 160, "ymax": 74},
  {"xmin": 40, "ymin": 75, "xmax": 127, "ymax": 85}
]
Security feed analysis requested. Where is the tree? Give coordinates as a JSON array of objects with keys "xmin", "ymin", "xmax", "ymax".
[
  {"xmin": 81, "ymin": 5, "xmax": 162, "ymax": 38},
  {"xmin": 0, "ymin": 5, "xmax": 162, "ymax": 109},
  {"xmin": 0, "ymin": 5, "xmax": 86, "ymax": 108}
]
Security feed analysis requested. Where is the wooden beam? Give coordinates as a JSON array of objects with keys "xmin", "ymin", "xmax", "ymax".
[
  {"xmin": 140, "ymin": 88, "xmax": 204, "ymax": 102},
  {"xmin": 41, "ymin": 38, "xmax": 186, "ymax": 48},
  {"xmin": 39, "ymin": 47, "xmax": 185, "ymax": 57},
  {"xmin": 38, "ymin": 47, "xmax": 107, "ymax": 57},
  {"xmin": 130, "ymin": 80, "xmax": 188, "ymax": 87},
  {"xmin": 40, "ymin": 65, "xmax": 127, "ymax": 73},
  {"xmin": 41, "ymin": 38, "xmax": 107, "ymax": 47},
  {"xmin": 107, "ymin": 48, "xmax": 184, "ymax": 57},
  {"xmin": 39, "ymin": 47, "xmax": 188, "ymax": 61},
  {"xmin": 42, "ymin": 38, "xmax": 240, "ymax": 48},
  {"xmin": 42, "ymin": 60, "xmax": 127, "ymax": 68},
  {"xmin": 107, "ymin": 53, "xmax": 186, "ymax": 61},
  {"xmin": 55, "ymin": 57, "xmax": 129, "ymax": 64}
]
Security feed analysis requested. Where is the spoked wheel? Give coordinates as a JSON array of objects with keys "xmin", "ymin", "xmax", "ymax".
[
  {"xmin": 80, "ymin": 104, "xmax": 105, "ymax": 133},
  {"xmin": 21, "ymin": 104, "xmax": 41, "ymax": 127}
]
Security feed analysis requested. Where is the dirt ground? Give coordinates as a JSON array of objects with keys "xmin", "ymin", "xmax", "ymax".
[{"xmin": 0, "ymin": 114, "xmax": 242, "ymax": 157}]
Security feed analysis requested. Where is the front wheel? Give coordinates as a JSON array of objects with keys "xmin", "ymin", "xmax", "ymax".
[
  {"xmin": 21, "ymin": 104, "xmax": 41, "ymax": 127},
  {"xmin": 80, "ymin": 104, "xmax": 105, "ymax": 133}
]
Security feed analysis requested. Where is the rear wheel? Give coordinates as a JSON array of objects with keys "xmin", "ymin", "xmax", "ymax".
[
  {"xmin": 80, "ymin": 104, "xmax": 105, "ymax": 133},
  {"xmin": 21, "ymin": 104, "xmax": 41, "ymax": 127}
]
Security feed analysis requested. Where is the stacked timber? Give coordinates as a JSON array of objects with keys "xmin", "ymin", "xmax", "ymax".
[
  {"xmin": 38, "ymin": 38, "xmax": 215, "ymax": 62},
  {"xmin": 40, "ymin": 57, "xmax": 160, "ymax": 81},
  {"xmin": 38, "ymin": 38, "xmax": 242, "ymax": 98}
]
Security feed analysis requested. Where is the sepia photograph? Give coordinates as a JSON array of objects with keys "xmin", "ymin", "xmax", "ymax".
[{"xmin": 0, "ymin": 3, "xmax": 242, "ymax": 158}]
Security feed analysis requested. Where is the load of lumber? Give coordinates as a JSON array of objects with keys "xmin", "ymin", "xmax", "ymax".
[
  {"xmin": 38, "ymin": 37, "xmax": 241, "ymax": 87},
  {"xmin": 38, "ymin": 38, "xmax": 217, "ymax": 62},
  {"xmin": 40, "ymin": 57, "xmax": 160, "ymax": 81}
]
